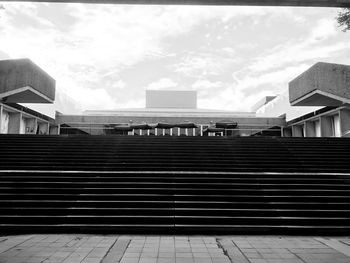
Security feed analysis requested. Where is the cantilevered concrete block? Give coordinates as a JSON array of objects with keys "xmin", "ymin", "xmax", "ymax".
[
  {"xmin": 289, "ymin": 62, "xmax": 350, "ymax": 106},
  {"xmin": 0, "ymin": 59, "xmax": 55, "ymax": 103}
]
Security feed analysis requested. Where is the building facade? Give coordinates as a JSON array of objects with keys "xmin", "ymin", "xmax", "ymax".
[
  {"xmin": 0, "ymin": 59, "xmax": 349, "ymax": 137},
  {"xmin": 256, "ymin": 62, "xmax": 350, "ymax": 138},
  {"xmin": 0, "ymin": 59, "xmax": 57, "ymax": 135}
]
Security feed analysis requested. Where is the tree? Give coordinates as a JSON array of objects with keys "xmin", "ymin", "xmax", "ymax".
[{"xmin": 337, "ymin": 8, "xmax": 350, "ymax": 32}]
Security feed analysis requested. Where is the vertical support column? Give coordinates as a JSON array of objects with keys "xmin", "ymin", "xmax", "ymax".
[
  {"xmin": 155, "ymin": 128, "xmax": 158, "ymax": 136},
  {"xmin": 170, "ymin": 128, "xmax": 173, "ymax": 136},
  {"xmin": 200, "ymin": 125, "xmax": 203, "ymax": 136},
  {"xmin": 314, "ymin": 118, "xmax": 321, "ymax": 137},
  {"xmin": 185, "ymin": 128, "xmax": 188, "ymax": 136},
  {"xmin": 0, "ymin": 104, "xmax": 2, "ymax": 134},
  {"xmin": 38, "ymin": 122, "xmax": 50, "ymax": 135},
  {"xmin": 178, "ymin": 128, "xmax": 180, "ymax": 136},
  {"xmin": 340, "ymin": 109, "xmax": 350, "ymax": 137},
  {"xmin": 320, "ymin": 116, "xmax": 332, "ymax": 137},
  {"xmin": 305, "ymin": 121, "xmax": 316, "ymax": 137},
  {"xmin": 45, "ymin": 122, "xmax": 50, "ymax": 134},
  {"xmin": 333, "ymin": 113, "xmax": 341, "ymax": 137},
  {"xmin": 292, "ymin": 125, "xmax": 303, "ymax": 137},
  {"xmin": 8, "ymin": 112, "xmax": 22, "ymax": 134}
]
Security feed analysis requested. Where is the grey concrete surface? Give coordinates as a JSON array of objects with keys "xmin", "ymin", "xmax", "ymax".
[{"xmin": 1, "ymin": 235, "xmax": 350, "ymax": 263}]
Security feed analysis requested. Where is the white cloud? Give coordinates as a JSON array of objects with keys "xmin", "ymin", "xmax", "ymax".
[
  {"xmin": 0, "ymin": 4, "xmax": 349, "ymax": 115},
  {"xmin": 248, "ymin": 18, "xmax": 344, "ymax": 73},
  {"xmin": 145, "ymin": 78, "xmax": 178, "ymax": 90},
  {"xmin": 234, "ymin": 64, "xmax": 310, "ymax": 92},
  {"xmin": 174, "ymin": 53, "xmax": 236, "ymax": 77},
  {"xmin": 57, "ymin": 77, "xmax": 118, "ymax": 111},
  {"xmin": 311, "ymin": 18, "xmax": 337, "ymax": 40},
  {"xmin": 192, "ymin": 79, "xmax": 223, "ymax": 90}
]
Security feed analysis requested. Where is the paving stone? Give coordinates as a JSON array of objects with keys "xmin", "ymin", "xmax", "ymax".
[
  {"xmin": 101, "ymin": 237, "xmax": 130, "ymax": 263},
  {"xmin": 157, "ymin": 259, "xmax": 176, "ymax": 263},
  {"xmin": 175, "ymin": 258, "xmax": 194, "ymax": 263},
  {"xmin": 3, "ymin": 235, "xmax": 350, "ymax": 263},
  {"xmin": 194, "ymin": 259, "xmax": 212, "ymax": 263},
  {"xmin": 217, "ymin": 239, "xmax": 249, "ymax": 263}
]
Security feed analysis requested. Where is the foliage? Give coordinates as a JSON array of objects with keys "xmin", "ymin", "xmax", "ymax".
[{"xmin": 337, "ymin": 8, "xmax": 350, "ymax": 32}]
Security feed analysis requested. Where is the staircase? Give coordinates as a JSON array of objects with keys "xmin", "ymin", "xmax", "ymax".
[{"xmin": 0, "ymin": 134, "xmax": 350, "ymax": 234}]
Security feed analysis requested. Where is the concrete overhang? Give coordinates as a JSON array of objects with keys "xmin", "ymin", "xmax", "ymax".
[
  {"xmin": 289, "ymin": 62, "xmax": 350, "ymax": 107},
  {"xmin": 0, "ymin": 59, "xmax": 55, "ymax": 104},
  {"xmin": 1, "ymin": 0, "xmax": 349, "ymax": 7}
]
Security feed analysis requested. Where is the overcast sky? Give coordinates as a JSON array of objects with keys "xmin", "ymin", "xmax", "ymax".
[{"xmin": 0, "ymin": 2, "xmax": 350, "ymax": 115}]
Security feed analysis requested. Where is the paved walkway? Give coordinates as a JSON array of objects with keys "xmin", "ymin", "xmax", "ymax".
[{"xmin": 0, "ymin": 235, "xmax": 350, "ymax": 263}]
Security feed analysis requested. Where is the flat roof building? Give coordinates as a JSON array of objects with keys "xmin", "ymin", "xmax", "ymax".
[{"xmin": 1, "ymin": 59, "xmax": 349, "ymax": 138}]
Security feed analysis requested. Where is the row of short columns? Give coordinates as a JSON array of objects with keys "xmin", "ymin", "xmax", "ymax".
[
  {"xmin": 131, "ymin": 127, "xmax": 202, "ymax": 136},
  {"xmin": 283, "ymin": 109, "xmax": 350, "ymax": 137},
  {"xmin": 0, "ymin": 104, "xmax": 58, "ymax": 135}
]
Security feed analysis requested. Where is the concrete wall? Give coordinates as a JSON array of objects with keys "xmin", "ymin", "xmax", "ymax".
[
  {"xmin": 56, "ymin": 114, "xmax": 285, "ymax": 127},
  {"xmin": 256, "ymin": 90, "xmax": 321, "ymax": 122},
  {"xmin": 289, "ymin": 62, "xmax": 350, "ymax": 105},
  {"xmin": 340, "ymin": 109, "xmax": 350, "ymax": 137},
  {"xmin": 56, "ymin": 113, "xmax": 285, "ymax": 136},
  {"xmin": 0, "ymin": 59, "xmax": 55, "ymax": 102},
  {"xmin": 0, "ymin": 106, "xmax": 9, "ymax": 134},
  {"xmin": 146, "ymin": 90, "xmax": 197, "ymax": 109}
]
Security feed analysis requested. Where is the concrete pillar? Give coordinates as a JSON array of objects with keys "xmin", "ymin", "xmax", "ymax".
[
  {"xmin": 8, "ymin": 112, "xmax": 22, "ymax": 134},
  {"xmin": 38, "ymin": 122, "xmax": 49, "ymax": 135},
  {"xmin": 332, "ymin": 113, "xmax": 341, "ymax": 137},
  {"xmin": 0, "ymin": 105, "xmax": 2, "ymax": 133},
  {"xmin": 314, "ymin": 119, "xmax": 321, "ymax": 137},
  {"xmin": 340, "ymin": 109, "xmax": 350, "ymax": 137},
  {"xmin": 320, "ymin": 116, "xmax": 333, "ymax": 137},
  {"xmin": 292, "ymin": 125, "xmax": 303, "ymax": 137},
  {"xmin": 305, "ymin": 121, "xmax": 316, "ymax": 137}
]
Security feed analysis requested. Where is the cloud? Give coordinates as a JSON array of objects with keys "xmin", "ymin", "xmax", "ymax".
[
  {"xmin": 247, "ymin": 18, "xmax": 344, "ymax": 73},
  {"xmin": 0, "ymin": 3, "xmax": 349, "ymax": 115},
  {"xmin": 311, "ymin": 18, "xmax": 337, "ymax": 40},
  {"xmin": 145, "ymin": 78, "xmax": 178, "ymax": 90},
  {"xmin": 174, "ymin": 53, "xmax": 236, "ymax": 78}
]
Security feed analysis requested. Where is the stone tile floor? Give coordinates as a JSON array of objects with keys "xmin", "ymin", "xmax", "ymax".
[{"xmin": 0, "ymin": 235, "xmax": 349, "ymax": 263}]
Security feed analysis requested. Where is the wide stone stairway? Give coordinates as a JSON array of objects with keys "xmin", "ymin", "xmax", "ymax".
[{"xmin": 0, "ymin": 135, "xmax": 349, "ymax": 234}]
